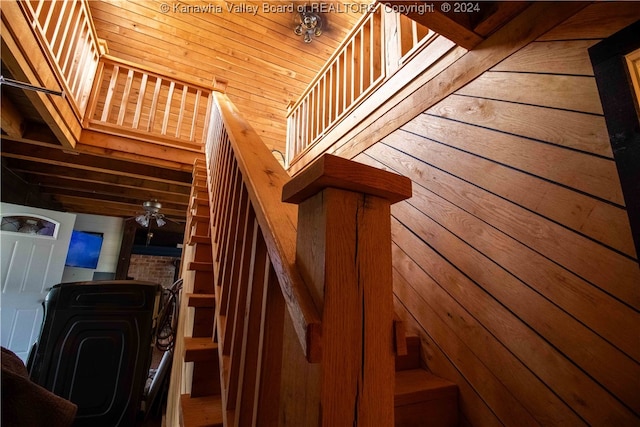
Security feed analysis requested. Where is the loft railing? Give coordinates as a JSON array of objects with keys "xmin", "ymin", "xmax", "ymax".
[
  {"xmin": 20, "ymin": 0, "xmax": 102, "ymax": 119},
  {"xmin": 199, "ymin": 92, "xmax": 411, "ymax": 425},
  {"xmin": 286, "ymin": 5, "xmax": 436, "ymax": 165},
  {"xmin": 12, "ymin": 0, "xmax": 218, "ymax": 150},
  {"xmin": 84, "ymin": 55, "xmax": 218, "ymax": 150}
]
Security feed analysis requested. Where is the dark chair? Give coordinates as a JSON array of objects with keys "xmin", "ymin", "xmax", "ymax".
[{"xmin": 27, "ymin": 280, "xmax": 161, "ymax": 427}]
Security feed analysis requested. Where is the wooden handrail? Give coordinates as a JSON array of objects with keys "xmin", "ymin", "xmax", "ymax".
[
  {"xmin": 99, "ymin": 54, "xmax": 221, "ymax": 94},
  {"xmin": 210, "ymin": 92, "xmax": 322, "ymax": 361}
]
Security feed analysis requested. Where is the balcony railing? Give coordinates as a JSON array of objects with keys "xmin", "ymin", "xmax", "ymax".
[
  {"xmin": 17, "ymin": 0, "xmax": 218, "ymax": 150},
  {"xmin": 286, "ymin": 5, "xmax": 436, "ymax": 166},
  {"xmin": 20, "ymin": 0, "xmax": 102, "ymax": 119},
  {"xmin": 84, "ymin": 55, "xmax": 217, "ymax": 150}
]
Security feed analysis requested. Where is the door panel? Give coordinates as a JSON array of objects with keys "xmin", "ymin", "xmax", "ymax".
[{"xmin": 0, "ymin": 203, "xmax": 75, "ymax": 361}]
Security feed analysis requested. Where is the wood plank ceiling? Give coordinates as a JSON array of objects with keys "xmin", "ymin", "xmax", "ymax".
[
  {"xmin": 89, "ymin": 0, "xmax": 368, "ymax": 154},
  {"xmin": 0, "ymin": 0, "xmax": 367, "ymax": 225}
]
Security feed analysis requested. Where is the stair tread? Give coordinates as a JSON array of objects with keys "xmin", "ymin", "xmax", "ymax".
[
  {"xmin": 188, "ymin": 261, "xmax": 213, "ymax": 271},
  {"xmin": 184, "ymin": 337, "xmax": 217, "ymax": 362},
  {"xmin": 395, "ymin": 335, "xmax": 421, "ymax": 371},
  {"xmin": 187, "ymin": 293, "xmax": 216, "ymax": 307},
  {"xmin": 189, "ymin": 235, "xmax": 211, "ymax": 245},
  {"xmin": 180, "ymin": 394, "xmax": 223, "ymax": 427},
  {"xmin": 395, "ymin": 369, "xmax": 458, "ymax": 407}
]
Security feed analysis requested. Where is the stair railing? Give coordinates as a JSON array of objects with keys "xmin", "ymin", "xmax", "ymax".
[
  {"xmin": 19, "ymin": 0, "xmax": 102, "ymax": 120},
  {"xmin": 205, "ymin": 92, "xmax": 411, "ymax": 425},
  {"xmin": 83, "ymin": 55, "xmax": 221, "ymax": 150},
  {"xmin": 286, "ymin": 4, "xmax": 436, "ymax": 167}
]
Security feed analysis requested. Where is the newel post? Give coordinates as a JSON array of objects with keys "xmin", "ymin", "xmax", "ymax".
[{"xmin": 282, "ymin": 154, "xmax": 412, "ymax": 426}]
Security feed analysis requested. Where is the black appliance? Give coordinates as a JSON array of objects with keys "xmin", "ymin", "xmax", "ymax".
[{"xmin": 27, "ymin": 280, "xmax": 161, "ymax": 427}]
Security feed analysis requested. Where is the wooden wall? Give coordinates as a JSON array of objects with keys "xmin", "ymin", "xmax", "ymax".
[{"xmin": 356, "ymin": 4, "xmax": 640, "ymax": 426}]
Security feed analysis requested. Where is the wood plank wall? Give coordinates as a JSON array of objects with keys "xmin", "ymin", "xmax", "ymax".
[{"xmin": 356, "ymin": 4, "xmax": 640, "ymax": 426}]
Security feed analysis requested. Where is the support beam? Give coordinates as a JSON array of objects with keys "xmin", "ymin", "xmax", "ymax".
[
  {"xmin": 0, "ymin": 95, "xmax": 25, "ymax": 138},
  {"xmin": 379, "ymin": 1, "xmax": 531, "ymax": 50}
]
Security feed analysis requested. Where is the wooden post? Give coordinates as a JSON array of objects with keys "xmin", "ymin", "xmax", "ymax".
[{"xmin": 283, "ymin": 154, "xmax": 412, "ymax": 427}]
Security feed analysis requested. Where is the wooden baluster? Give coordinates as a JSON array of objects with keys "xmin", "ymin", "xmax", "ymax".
[
  {"xmin": 283, "ymin": 154, "xmax": 412, "ymax": 427},
  {"xmin": 69, "ymin": 27, "xmax": 89, "ymax": 97},
  {"xmin": 132, "ymin": 73, "xmax": 148, "ymax": 129},
  {"xmin": 161, "ymin": 81, "xmax": 175, "ymax": 136},
  {"xmin": 34, "ymin": 0, "xmax": 46, "ymax": 22},
  {"xmin": 100, "ymin": 64, "xmax": 119, "ymax": 122},
  {"xmin": 190, "ymin": 89, "xmax": 201, "ymax": 141},
  {"xmin": 369, "ymin": 14, "xmax": 375, "ymax": 85},
  {"xmin": 60, "ymin": 7, "xmax": 82, "ymax": 76},
  {"xmin": 41, "ymin": 0, "xmax": 57, "ymax": 41},
  {"xmin": 225, "ymin": 195, "xmax": 254, "ymax": 413},
  {"xmin": 200, "ymin": 92, "xmax": 213, "ymax": 144},
  {"xmin": 176, "ymin": 84, "xmax": 188, "ymax": 138},
  {"xmin": 252, "ymin": 264, "xmax": 285, "ymax": 426},
  {"xmin": 335, "ymin": 57, "xmax": 342, "ymax": 119},
  {"xmin": 219, "ymin": 167, "xmax": 243, "ymax": 318},
  {"xmin": 117, "ymin": 68, "xmax": 134, "ymax": 126},
  {"xmin": 54, "ymin": 1, "xmax": 73, "ymax": 62},
  {"xmin": 351, "ymin": 37, "xmax": 357, "ymax": 101},
  {"xmin": 384, "ymin": 8, "xmax": 401, "ymax": 75},
  {"xmin": 234, "ymin": 218, "xmax": 270, "ymax": 427},
  {"xmin": 359, "ymin": 26, "xmax": 365, "ymax": 95},
  {"xmin": 343, "ymin": 49, "xmax": 349, "ymax": 112},
  {"xmin": 77, "ymin": 49, "xmax": 98, "ymax": 113},
  {"xmin": 50, "ymin": 0, "xmax": 69, "ymax": 54},
  {"xmin": 303, "ymin": 99, "xmax": 309, "ymax": 152},
  {"xmin": 325, "ymin": 66, "xmax": 336, "ymax": 125},
  {"xmin": 147, "ymin": 77, "xmax": 162, "ymax": 131}
]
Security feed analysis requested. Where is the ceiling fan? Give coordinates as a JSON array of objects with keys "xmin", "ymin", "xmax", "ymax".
[
  {"xmin": 134, "ymin": 200, "xmax": 166, "ymax": 228},
  {"xmin": 129, "ymin": 200, "xmax": 176, "ymax": 246}
]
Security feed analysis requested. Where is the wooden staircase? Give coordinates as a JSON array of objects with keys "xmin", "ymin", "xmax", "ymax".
[
  {"xmin": 179, "ymin": 159, "xmax": 224, "ymax": 427},
  {"xmin": 176, "ymin": 160, "xmax": 458, "ymax": 426},
  {"xmin": 395, "ymin": 336, "xmax": 459, "ymax": 427}
]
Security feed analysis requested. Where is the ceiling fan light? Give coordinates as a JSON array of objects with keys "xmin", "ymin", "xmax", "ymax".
[
  {"xmin": 136, "ymin": 214, "xmax": 149, "ymax": 228},
  {"xmin": 155, "ymin": 217, "xmax": 166, "ymax": 227}
]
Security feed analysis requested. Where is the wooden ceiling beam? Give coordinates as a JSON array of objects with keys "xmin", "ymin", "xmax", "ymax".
[
  {"xmin": 1, "ymin": 140, "xmax": 193, "ymax": 185},
  {"xmin": 380, "ymin": 1, "xmax": 531, "ymax": 50},
  {"xmin": 6, "ymin": 159, "xmax": 191, "ymax": 195},
  {"xmin": 49, "ymin": 193, "xmax": 187, "ymax": 218},
  {"xmin": 0, "ymin": 95, "xmax": 25, "ymax": 138},
  {"xmin": 36, "ymin": 176, "xmax": 190, "ymax": 205},
  {"xmin": 79, "ymin": 130, "xmax": 202, "ymax": 170},
  {"xmin": 380, "ymin": 1, "xmax": 483, "ymax": 49},
  {"xmin": 38, "ymin": 186, "xmax": 188, "ymax": 213},
  {"xmin": 3, "ymin": 129, "xmax": 196, "ymax": 173}
]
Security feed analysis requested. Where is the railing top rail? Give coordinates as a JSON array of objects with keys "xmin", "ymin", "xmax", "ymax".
[
  {"xmin": 212, "ymin": 92, "xmax": 322, "ymax": 362},
  {"xmin": 100, "ymin": 54, "xmax": 223, "ymax": 94},
  {"xmin": 287, "ymin": 2, "xmax": 381, "ymax": 116}
]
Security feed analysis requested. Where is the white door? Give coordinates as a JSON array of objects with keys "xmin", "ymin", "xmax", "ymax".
[{"xmin": 0, "ymin": 203, "xmax": 76, "ymax": 362}]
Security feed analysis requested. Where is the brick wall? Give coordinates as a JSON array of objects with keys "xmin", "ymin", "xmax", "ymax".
[{"xmin": 127, "ymin": 254, "xmax": 179, "ymax": 287}]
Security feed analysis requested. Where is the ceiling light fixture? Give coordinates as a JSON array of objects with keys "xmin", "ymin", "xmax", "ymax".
[
  {"xmin": 294, "ymin": 7, "xmax": 322, "ymax": 43},
  {"xmin": 135, "ymin": 200, "xmax": 166, "ymax": 228}
]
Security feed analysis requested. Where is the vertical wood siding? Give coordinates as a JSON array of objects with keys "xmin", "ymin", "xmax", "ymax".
[{"xmin": 358, "ymin": 4, "xmax": 640, "ymax": 426}]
